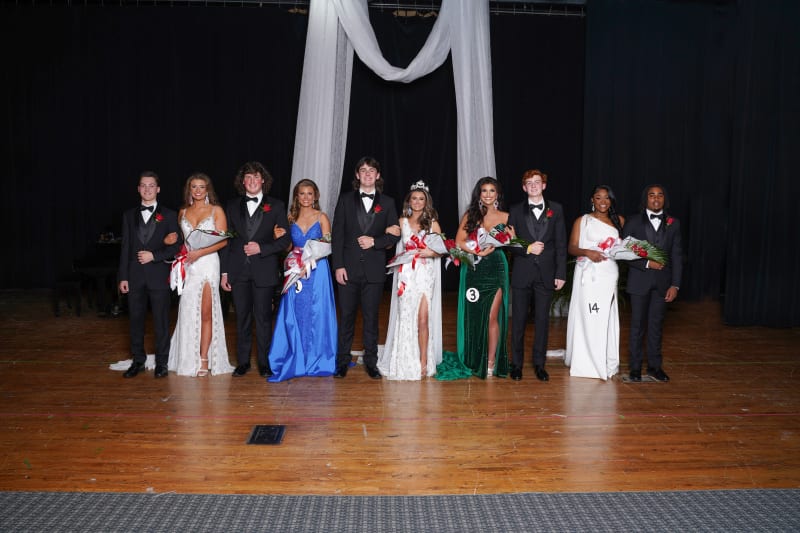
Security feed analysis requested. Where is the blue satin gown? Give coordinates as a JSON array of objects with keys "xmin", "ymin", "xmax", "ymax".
[{"xmin": 268, "ymin": 221, "xmax": 337, "ymax": 382}]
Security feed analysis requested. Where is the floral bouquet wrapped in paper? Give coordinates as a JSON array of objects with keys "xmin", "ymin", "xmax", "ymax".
[
  {"xmin": 597, "ymin": 236, "xmax": 667, "ymax": 264},
  {"xmin": 481, "ymin": 223, "xmax": 530, "ymax": 249},
  {"xmin": 462, "ymin": 224, "xmax": 529, "ymax": 269},
  {"xmin": 170, "ymin": 229, "xmax": 235, "ymax": 295},
  {"xmin": 386, "ymin": 233, "xmax": 433, "ymax": 273},
  {"xmin": 441, "ymin": 235, "xmax": 473, "ymax": 270},
  {"xmin": 386, "ymin": 231, "xmax": 475, "ymax": 273},
  {"xmin": 282, "ymin": 237, "xmax": 332, "ymax": 294}
]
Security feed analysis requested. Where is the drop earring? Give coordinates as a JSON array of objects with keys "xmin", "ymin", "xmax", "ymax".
[
  {"xmin": 205, "ymin": 194, "xmax": 209, "ymax": 205},
  {"xmin": 406, "ymin": 207, "xmax": 412, "ymax": 216},
  {"xmin": 494, "ymin": 201, "xmax": 499, "ymax": 210},
  {"xmin": 591, "ymin": 202, "xmax": 595, "ymax": 212},
  {"xmin": 190, "ymin": 198, "xmax": 194, "ymax": 206}
]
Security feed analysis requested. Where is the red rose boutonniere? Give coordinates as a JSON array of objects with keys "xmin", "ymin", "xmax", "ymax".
[
  {"xmin": 262, "ymin": 204, "xmax": 272, "ymax": 213},
  {"xmin": 546, "ymin": 208, "xmax": 554, "ymax": 219},
  {"xmin": 154, "ymin": 213, "xmax": 164, "ymax": 223},
  {"xmin": 373, "ymin": 204, "xmax": 382, "ymax": 214},
  {"xmin": 666, "ymin": 216, "xmax": 674, "ymax": 226}
]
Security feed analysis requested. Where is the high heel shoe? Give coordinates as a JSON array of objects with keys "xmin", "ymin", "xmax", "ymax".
[
  {"xmin": 487, "ymin": 359, "xmax": 495, "ymax": 378},
  {"xmin": 197, "ymin": 358, "xmax": 209, "ymax": 377}
]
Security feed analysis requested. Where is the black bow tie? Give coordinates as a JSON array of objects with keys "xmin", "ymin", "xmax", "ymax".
[
  {"xmin": 650, "ymin": 213, "xmax": 664, "ymax": 220},
  {"xmin": 246, "ymin": 196, "xmax": 259, "ymax": 202},
  {"xmin": 140, "ymin": 205, "xmax": 154, "ymax": 212},
  {"xmin": 530, "ymin": 203, "xmax": 543, "ymax": 211},
  {"xmin": 361, "ymin": 192, "xmax": 375, "ymax": 200}
]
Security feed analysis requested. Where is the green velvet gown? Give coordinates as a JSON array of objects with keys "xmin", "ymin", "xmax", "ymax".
[{"xmin": 437, "ymin": 249, "xmax": 510, "ymax": 380}]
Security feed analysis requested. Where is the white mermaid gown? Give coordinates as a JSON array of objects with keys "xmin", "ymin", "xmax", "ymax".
[
  {"xmin": 378, "ymin": 219, "xmax": 443, "ymax": 380},
  {"xmin": 564, "ymin": 214, "xmax": 620, "ymax": 380},
  {"xmin": 168, "ymin": 210, "xmax": 235, "ymax": 376}
]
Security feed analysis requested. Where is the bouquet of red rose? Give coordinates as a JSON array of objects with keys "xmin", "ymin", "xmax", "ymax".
[
  {"xmin": 597, "ymin": 236, "xmax": 668, "ymax": 264},
  {"xmin": 281, "ymin": 236, "xmax": 332, "ymax": 294},
  {"xmin": 170, "ymin": 229, "xmax": 236, "ymax": 294},
  {"xmin": 441, "ymin": 235, "xmax": 474, "ymax": 270},
  {"xmin": 483, "ymin": 223, "xmax": 530, "ymax": 249}
]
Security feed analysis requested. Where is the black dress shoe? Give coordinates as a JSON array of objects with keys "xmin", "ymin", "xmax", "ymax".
[
  {"xmin": 629, "ymin": 369, "xmax": 642, "ymax": 382},
  {"xmin": 259, "ymin": 365, "xmax": 273, "ymax": 377},
  {"xmin": 510, "ymin": 366, "xmax": 522, "ymax": 381},
  {"xmin": 232, "ymin": 363, "xmax": 251, "ymax": 377},
  {"xmin": 123, "ymin": 362, "xmax": 145, "ymax": 378},
  {"xmin": 154, "ymin": 364, "xmax": 168, "ymax": 378},
  {"xmin": 366, "ymin": 366, "xmax": 382, "ymax": 379},
  {"xmin": 534, "ymin": 365, "xmax": 549, "ymax": 382},
  {"xmin": 648, "ymin": 368, "xmax": 670, "ymax": 382},
  {"xmin": 333, "ymin": 364, "xmax": 348, "ymax": 378}
]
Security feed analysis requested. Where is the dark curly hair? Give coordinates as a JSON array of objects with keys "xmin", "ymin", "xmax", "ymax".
[
  {"xmin": 464, "ymin": 176, "xmax": 504, "ymax": 234},
  {"xmin": 234, "ymin": 161, "xmax": 273, "ymax": 196}
]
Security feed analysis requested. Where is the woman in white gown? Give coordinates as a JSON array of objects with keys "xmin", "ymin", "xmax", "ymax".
[
  {"xmin": 378, "ymin": 181, "xmax": 443, "ymax": 380},
  {"xmin": 565, "ymin": 185, "xmax": 625, "ymax": 380},
  {"xmin": 167, "ymin": 173, "xmax": 235, "ymax": 377}
]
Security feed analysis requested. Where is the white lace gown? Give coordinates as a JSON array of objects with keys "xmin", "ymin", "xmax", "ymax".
[
  {"xmin": 564, "ymin": 215, "xmax": 620, "ymax": 380},
  {"xmin": 168, "ymin": 209, "xmax": 235, "ymax": 376},
  {"xmin": 378, "ymin": 219, "xmax": 443, "ymax": 380}
]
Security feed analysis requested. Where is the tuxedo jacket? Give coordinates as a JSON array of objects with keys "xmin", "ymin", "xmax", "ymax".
[
  {"xmin": 222, "ymin": 195, "xmax": 290, "ymax": 287},
  {"xmin": 507, "ymin": 199, "xmax": 568, "ymax": 288},
  {"xmin": 118, "ymin": 205, "xmax": 181, "ymax": 290},
  {"xmin": 331, "ymin": 190, "xmax": 399, "ymax": 284},
  {"xmin": 622, "ymin": 212, "xmax": 683, "ymax": 295}
]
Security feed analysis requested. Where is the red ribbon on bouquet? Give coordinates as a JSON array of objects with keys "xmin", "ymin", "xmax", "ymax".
[
  {"xmin": 598, "ymin": 237, "xmax": 615, "ymax": 251},
  {"xmin": 169, "ymin": 244, "xmax": 189, "ymax": 294}
]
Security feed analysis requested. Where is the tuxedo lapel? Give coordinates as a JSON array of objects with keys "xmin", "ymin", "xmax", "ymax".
[
  {"xmin": 247, "ymin": 198, "xmax": 265, "ymax": 240},
  {"xmin": 524, "ymin": 205, "xmax": 537, "ymax": 241},
  {"xmin": 643, "ymin": 213, "xmax": 657, "ymax": 244},
  {"xmin": 354, "ymin": 192, "xmax": 369, "ymax": 233},
  {"xmin": 137, "ymin": 210, "xmax": 157, "ymax": 245},
  {"xmin": 363, "ymin": 192, "xmax": 380, "ymax": 234},
  {"xmin": 535, "ymin": 201, "xmax": 550, "ymax": 241}
]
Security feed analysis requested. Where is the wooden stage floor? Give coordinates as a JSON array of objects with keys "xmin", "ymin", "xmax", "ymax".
[{"xmin": 1, "ymin": 289, "xmax": 798, "ymax": 495}]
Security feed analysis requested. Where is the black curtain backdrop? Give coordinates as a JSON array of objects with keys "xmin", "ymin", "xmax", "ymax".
[
  {"xmin": 582, "ymin": 0, "xmax": 799, "ymax": 327},
  {"xmin": 1, "ymin": 6, "xmax": 308, "ymax": 290},
  {"xmin": 2, "ymin": 2, "xmax": 797, "ymax": 326}
]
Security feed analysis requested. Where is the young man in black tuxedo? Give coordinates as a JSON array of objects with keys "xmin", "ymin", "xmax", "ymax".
[
  {"xmin": 331, "ymin": 156, "xmax": 399, "ymax": 379},
  {"xmin": 507, "ymin": 169, "xmax": 567, "ymax": 381},
  {"xmin": 118, "ymin": 171, "xmax": 181, "ymax": 379},
  {"xmin": 221, "ymin": 162, "xmax": 290, "ymax": 377},
  {"xmin": 622, "ymin": 184, "xmax": 683, "ymax": 382}
]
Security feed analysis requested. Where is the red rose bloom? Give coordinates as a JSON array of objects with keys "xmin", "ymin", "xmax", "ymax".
[
  {"xmin": 262, "ymin": 204, "xmax": 271, "ymax": 213},
  {"xmin": 666, "ymin": 217, "xmax": 674, "ymax": 226},
  {"xmin": 154, "ymin": 213, "xmax": 164, "ymax": 223},
  {"xmin": 546, "ymin": 208, "xmax": 554, "ymax": 218},
  {"xmin": 374, "ymin": 205, "xmax": 382, "ymax": 213}
]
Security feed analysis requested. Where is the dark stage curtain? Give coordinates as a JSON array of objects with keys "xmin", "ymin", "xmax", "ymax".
[
  {"xmin": 1, "ymin": 7, "xmax": 308, "ymax": 289},
  {"xmin": 582, "ymin": 0, "xmax": 800, "ymax": 326},
  {"xmin": 724, "ymin": 1, "xmax": 800, "ymax": 327}
]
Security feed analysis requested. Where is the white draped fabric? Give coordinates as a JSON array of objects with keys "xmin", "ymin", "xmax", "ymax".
[{"xmin": 290, "ymin": 0, "xmax": 496, "ymax": 217}]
